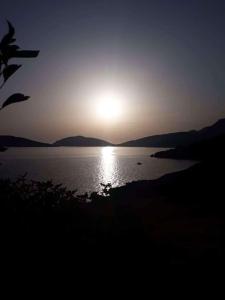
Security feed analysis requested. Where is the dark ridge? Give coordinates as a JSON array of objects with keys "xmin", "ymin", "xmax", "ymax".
[
  {"xmin": 53, "ymin": 135, "xmax": 113, "ymax": 147},
  {"xmin": 119, "ymin": 118, "xmax": 225, "ymax": 147},
  {"xmin": 0, "ymin": 135, "xmax": 50, "ymax": 147},
  {"xmin": 1, "ymin": 118, "xmax": 225, "ymax": 148}
]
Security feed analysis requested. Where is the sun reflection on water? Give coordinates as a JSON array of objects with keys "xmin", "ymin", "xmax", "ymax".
[{"xmin": 99, "ymin": 147, "xmax": 117, "ymax": 186}]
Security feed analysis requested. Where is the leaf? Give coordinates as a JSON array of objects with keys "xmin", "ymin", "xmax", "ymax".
[
  {"xmin": 3, "ymin": 64, "xmax": 21, "ymax": 83},
  {"xmin": 6, "ymin": 44, "xmax": 20, "ymax": 53},
  {"xmin": 0, "ymin": 21, "xmax": 15, "ymax": 46},
  {"xmin": 0, "ymin": 44, "xmax": 20, "ymax": 65},
  {"xmin": 1, "ymin": 93, "xmax": 30, "ymax": 109},
  {"xmin": 13, "ymin": 50, "xmax": 40, "ymax": 58}
]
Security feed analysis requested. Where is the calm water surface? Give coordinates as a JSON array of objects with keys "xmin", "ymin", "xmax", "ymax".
[{"xmin": 0, "ymin": 147, "xmax": 195, "ymax": 193}]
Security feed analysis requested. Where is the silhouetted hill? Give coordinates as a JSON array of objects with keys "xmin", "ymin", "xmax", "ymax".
[
  {"xmin": 1, "ymin": 118, "xmax": 225, "ymax": 148},
  {"xmin": 0, "ymin": 136, "xmax": 50, "ymax": 147},
  {"xmin": 198, "ymin": 118, "xmax": 225, "ymax": 138},
  {"xmin": 53, "ymin": 136, "xmax": 112, "ymax": 147},
  {"xmin": 119, "ymin": 131, "xmax": 198, "ymax": 147},
  {"xmin": 119, "ymin": 118, "xmax": 225, "ymax": 147},
  {"xmin": 152, "ymin": 134, "xmax": 225, "ymax": 161}
]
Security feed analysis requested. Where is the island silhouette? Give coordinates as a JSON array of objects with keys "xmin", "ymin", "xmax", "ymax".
[{"xmin": 1, "ymin": 118, "xmax": 225, "ymax": 148}]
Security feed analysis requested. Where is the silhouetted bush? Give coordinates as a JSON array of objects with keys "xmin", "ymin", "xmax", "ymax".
[{"xmin": 0, "ymin": 174, "xmax": 142, "ymax": 247}]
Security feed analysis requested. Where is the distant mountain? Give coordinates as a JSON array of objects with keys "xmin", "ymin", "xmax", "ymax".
[
  {"xmin": 119, "ymin": 118, "xmax": 225, "ymax": 147},
  {"xmin": 0, "ymin": 136, "xmax": 50, "ymax": 147},
  {"xmin": 152, "ymin": 134, "xmax": 225, "ymax": 161},
  {"xmin": 197, "ymin": 118, "xmax": 225, "ymax": 139},
  {"xmin": 53, "ymin": 136, "xmax": 112, "ymax": 147},
  {"xmin": 119, "ymin": 131, "xmax": 198, "ymax": 147},
  {"xmin": 1, "ymin": 118, "xmax": 225, "ymax": 148}
]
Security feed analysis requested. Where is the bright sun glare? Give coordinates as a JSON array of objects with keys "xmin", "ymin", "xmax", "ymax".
[{"xmin": 95, "ymin": 90, "xmax": 123, "ymax": 121}]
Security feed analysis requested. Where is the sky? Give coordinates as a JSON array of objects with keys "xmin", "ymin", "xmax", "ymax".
[{"xmin": 0, "ymin": 0, "xmax": 225, "ymax": 143}]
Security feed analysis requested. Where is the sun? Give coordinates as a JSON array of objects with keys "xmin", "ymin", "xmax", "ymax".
[{"xmin": 95, "ymin": 90, "xmax": 123, "ymax": 121}]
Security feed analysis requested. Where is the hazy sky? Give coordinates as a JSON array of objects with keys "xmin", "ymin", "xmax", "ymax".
[{"xmin": 0, "ymin": 0, "xmax": 225, "ymax": 143}]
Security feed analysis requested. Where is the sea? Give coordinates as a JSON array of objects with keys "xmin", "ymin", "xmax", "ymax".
[{"xmin": 0, "ymin": 147, "xmax": 195, "ymax": 193}]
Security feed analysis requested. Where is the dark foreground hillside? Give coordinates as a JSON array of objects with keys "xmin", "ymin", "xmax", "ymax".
[
  {"xmin": 152, "ymin": 135, "xmax": 225, "ymax": 160},
  {"xmin": 2, "ymin": 157, "xmax": 225, "ymax": 265}
]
